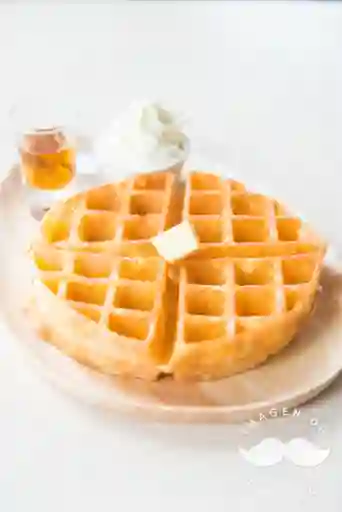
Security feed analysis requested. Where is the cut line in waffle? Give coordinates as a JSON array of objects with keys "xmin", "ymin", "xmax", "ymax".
[{"xmin": 30, "ymin": 170, "xmax": 326, "ymax": 381}]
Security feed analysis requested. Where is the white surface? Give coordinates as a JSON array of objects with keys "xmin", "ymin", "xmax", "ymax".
[{"xmin": 0, "ymin": 2, "xmax": 342, "ymax": 510}]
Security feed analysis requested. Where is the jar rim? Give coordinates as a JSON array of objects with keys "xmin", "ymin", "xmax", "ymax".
[{"xmin": 23, "ymin": 125, "xmax": 65, "ymax": 135}]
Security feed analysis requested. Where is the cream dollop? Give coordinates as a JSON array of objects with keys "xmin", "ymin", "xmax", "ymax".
[{"xmin": 94, "ymin": 101, "xmax": 188, "ymax": 174}]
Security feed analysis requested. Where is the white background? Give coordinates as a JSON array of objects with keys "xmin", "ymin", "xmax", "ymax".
[{"xmin": 0, "ymin": 1, "xmax": 342, "ymax": 510}]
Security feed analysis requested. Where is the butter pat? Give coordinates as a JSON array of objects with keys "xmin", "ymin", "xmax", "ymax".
[{"xmin": 152, "ymin": 221, "xmax": 199, "ymax": 261}]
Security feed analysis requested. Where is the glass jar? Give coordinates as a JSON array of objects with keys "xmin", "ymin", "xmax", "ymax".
[
  {"xmin": 10, "ymin": 97, "xmax": 79, "ymax": 219},
  {"xmin": 19, "ymin": 126, "xmax": 76, "ymax": 190}
]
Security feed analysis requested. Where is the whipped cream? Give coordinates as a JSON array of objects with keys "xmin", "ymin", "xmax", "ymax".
[{"xmin": 94, "ymin": 101, "xmax": 188, "ymax": 175}]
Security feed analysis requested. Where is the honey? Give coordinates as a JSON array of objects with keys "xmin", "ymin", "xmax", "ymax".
[{"xmin": 20, "ymin": 128, "xmax": 75, "ymax": 190}]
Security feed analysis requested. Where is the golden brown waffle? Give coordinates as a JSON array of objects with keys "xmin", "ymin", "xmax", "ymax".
[
  {"xmin": 182, "ymin": 172, "xmax": 322, "ymax": 258},
  {"xmin": 30, "ymin": 170, "xmax": 326, "ymax": 381},
  {"xmin": 38, "ymin": 172, "xmax": 179, "ymax": 257}
]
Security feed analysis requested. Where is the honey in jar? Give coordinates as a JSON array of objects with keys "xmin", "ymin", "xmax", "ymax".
[{"xmin": 20, "ymin": 127, "xmax": 75, "ymax": 190}]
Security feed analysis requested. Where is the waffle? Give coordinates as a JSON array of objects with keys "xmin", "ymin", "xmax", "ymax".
[
  {"xmin": 182, "ymin": 172, "xmax": 322, "ymax": 258},
  {"xmin": 38, "ymin": 172, "xmax": 180, "ymax": 257},
  {"xmin": 30, "ymin": 170, "xmax": 326, "ymax": 381}
]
